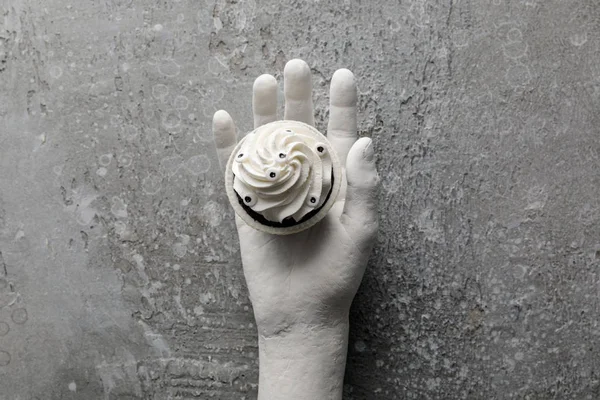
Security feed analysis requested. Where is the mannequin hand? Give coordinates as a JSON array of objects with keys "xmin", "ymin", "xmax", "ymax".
[{"xmin": 212, "ymin": 59, "xmax": 379, "ymax": 338}]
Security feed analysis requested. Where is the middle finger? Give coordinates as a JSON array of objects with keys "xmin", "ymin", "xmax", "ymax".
[{"xmin": 283, "ymin": 59, "xmax": 315, "ymax": 126}]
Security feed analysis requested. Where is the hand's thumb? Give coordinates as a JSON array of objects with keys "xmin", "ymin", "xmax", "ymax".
[{"xmin": 340, "ymin": 137, "xmax": 380, "ymax": 241}]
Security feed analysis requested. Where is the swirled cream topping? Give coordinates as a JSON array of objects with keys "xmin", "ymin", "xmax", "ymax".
[{"xmin": 232, "ymin": 122, "xmax": 333, "ymax": 223}]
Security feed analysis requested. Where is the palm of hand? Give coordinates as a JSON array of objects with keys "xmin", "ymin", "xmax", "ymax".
[
  {"xmin": 238, "ymin": 210, "xmax": 370, "ymax": 336},
  {"xmin": 213, "ymin": 59, "xmax": 379, "ymax": 336}
]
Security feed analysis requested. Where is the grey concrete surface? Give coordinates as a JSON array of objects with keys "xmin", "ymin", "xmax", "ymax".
[{"xmin": 1, "ymin": 0, "xmax": 599, "ymax": 398}]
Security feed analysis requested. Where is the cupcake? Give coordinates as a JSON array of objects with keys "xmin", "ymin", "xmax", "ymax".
[{"xmin": 225, "ymin": 120, "xmax": 342, "ymax": 235}]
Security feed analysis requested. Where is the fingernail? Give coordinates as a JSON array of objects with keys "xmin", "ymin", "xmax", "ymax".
[{"xmin": 362, "ymin": 138, "xmax": 374, "ymax": 161}]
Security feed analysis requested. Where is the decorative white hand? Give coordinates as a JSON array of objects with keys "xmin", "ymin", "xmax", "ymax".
[{"xmin": 213, "ymin": 59, "xmax": 380, "ymax": 400}]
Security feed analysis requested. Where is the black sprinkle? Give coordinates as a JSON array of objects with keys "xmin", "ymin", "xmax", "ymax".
[
  {"xmin": 317, "ymin": 146, "xmax": 324, "ymax": 153},
  {"xmin": 269, "ymin": 172, "xmax": 276, "ymax": 178},
  {"xmin": 279, "ymin": 153, "xmax": 286, "ymax": 159},
  {"xmin": 237, "ymin": 153, "xmax": 244, "ymax": 158},
  {"xmin": 244, "ymin": 196, "xmax": 252, "ymax": 203},
  {"xmin": 310, "ymin": 197, "xmax": 316, "ymax": 203}
]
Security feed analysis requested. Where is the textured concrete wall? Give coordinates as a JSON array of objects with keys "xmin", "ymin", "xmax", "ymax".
[{"xmin": 1, "ymin": 0, "xmax": 599, "ymax": 398}]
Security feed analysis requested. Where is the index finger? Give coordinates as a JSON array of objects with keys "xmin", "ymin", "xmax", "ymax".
[{"xmin": 327, "ymin": 68, "xmax": 358, "ymax": 166}]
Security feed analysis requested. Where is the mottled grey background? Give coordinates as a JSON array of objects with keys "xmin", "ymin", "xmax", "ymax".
[{"xmin": 0, "ymin": 0, "xmax": 599, "ymax": 399}]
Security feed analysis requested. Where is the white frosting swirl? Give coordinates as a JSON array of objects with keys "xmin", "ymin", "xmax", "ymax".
[{"xmin": 232, "ymin": 122, "xmax": 333, "ymax": 223}]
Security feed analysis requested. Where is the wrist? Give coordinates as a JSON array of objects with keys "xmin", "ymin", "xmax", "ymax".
[{"xmin": 257, "ymin": 318, "xmax": 349, "ymax": 400}]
